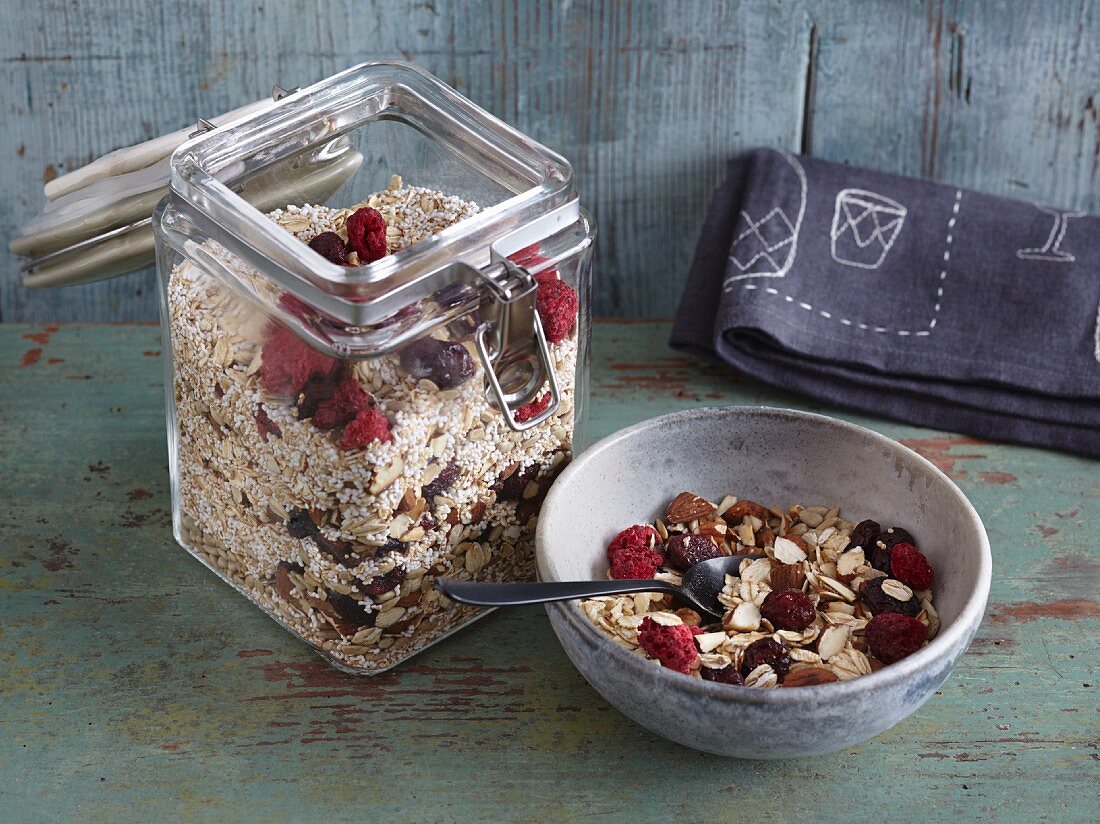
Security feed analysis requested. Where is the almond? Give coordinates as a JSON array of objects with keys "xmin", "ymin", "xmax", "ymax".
[
  {"xmin": 664, "ymin": 492, "xmax": 717, "ymax": 524},
  {"xmin": 696, "ymin": 519, "xmax": 727, "ymax": 544},
  {"xmin": 782, "ymin": 666, "xmax": 840, "ymax": 687},
  {"xmin": 721, "ymin": 499, "xmax": 772, "ymax": 525},
  {"xmin": 770, "ymin": 562, "xmax": 806, "ymax": 592},
  {"xmin": 675, "ymin": 608, "xmax": 703, "ymax": 627}
]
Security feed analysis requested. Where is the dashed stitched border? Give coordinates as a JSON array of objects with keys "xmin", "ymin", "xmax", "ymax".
[{"xmin": 729, "ymin": 188, "xmax": 963, "ymax": 337}]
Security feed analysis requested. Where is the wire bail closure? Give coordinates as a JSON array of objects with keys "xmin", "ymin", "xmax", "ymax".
[{"xmin": 474, "ymin": 258, "xmax": 560, "ymax": 432}]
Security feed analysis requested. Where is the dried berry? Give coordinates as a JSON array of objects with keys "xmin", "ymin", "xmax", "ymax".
[
  {"xmin": 848, "ymin": 518, "xmax": 881, "ymax": 550},
  {"xmin": 338, "ymin": 406, "xmax": 393, "ymax": 449},
  {"xmin": 496, "ymin": 463, "xmax": 538, "ymax": 502},
  {"xmin": 637, "ymin": 616, "xmax": 698, "ymax": 674},
  {"xmin": 760, "ymin": 589, "xmax": 816, "ymax": 631},
  {"xmin": 423, "ymin": 462, "xmax": 459, "ymax": 500},
  {"xmin": 740, "ymin": 637, "xmax": 792, "ymax": 678},
  {"xmin": 261, "ymin": 327, "xmax": 338, "ymax": 396},
  {"xmin": 325, "ymin": 591, "xmax": 374, "ymax": 627},
  {"xmin": 311, "ymin": 377, "xmax": 371, "ymax": 430},
  {"xmin": 890, "ymin": 542, "xmax": 934, "ymax": 590},
  {"xmin": 868, "ymin": 541, "xmax": 894, "ymax": 576},
  {"xmin": 860, "ymin": 576, "xmax": 921, "ymax": 617},
  {"xmin": 286, "ymin": 508, "xmax": 320, "ymax": 539},
  {"xmin": 515, "ymin": 392, "xmax": 551, "ymax": 424},
  {"xmin": 307, "ymin": 231, "xmax": 349, "ymax": 265},
  {"xmin": 313, "ymin": 534, "xmax": 365, "ymax": 567},
  {"xmin": 535, "ymin": 276, "xmax": 578, "ymax": 344},
  {"xmin": 879, "ymin": 526, "xmax": 916, "ymax": 549},
  {"xmin": 665, "ymin": 533, "xmax": 722, "ymax": 572},
  {"xmin": 399, "ymin": 337, "xmax": 475, "ymax": 389},
  {"xmin": 295, "ymin": 371, "xmax": 342, "ymax": 420},
  {"xmin": 345, "ymin": 207, "xmax": 388, "ymax": 264},
  {"xmin": 360, "ymin": 566, "xmax": 406, "ymax": 597},
  {"xmin": 254, "ymin": 406, "xmax": 282, "ymax": 442},
  {"xmin": 866, "ymin": 613, "xmax": 927, "ymax": 664},
  {"xmin": 609, "ymin": 545, "xmax": 664, "ymax": 580},
  {"xmin": 701, "ymin": 666, "xmax": 745, "ymax": 685},
  {"xmin": 607, "ymin": 525, "xmax": 660, "ymax": 560}
]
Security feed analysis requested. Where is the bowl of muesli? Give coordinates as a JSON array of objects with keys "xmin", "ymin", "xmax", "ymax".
[{"xmin": 535, "ymin": 406, "xmax": 991, "ymax": 758}]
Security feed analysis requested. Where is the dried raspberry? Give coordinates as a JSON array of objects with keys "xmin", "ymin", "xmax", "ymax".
[
  {"xmin": 665, "ymin": 533, "xmax": 722, "ymax": 572},
  {"xmin": 535, "ymin": 276, "xmax": 578, "ymax": 344},
  {"xmin": 345, "ymin": 207, "xmax": 388, "ymax": 263},
  {"xmin": 360, "ymin": 566, "xmax": 405, "ymax": 596},
  {"xmin": 607, "ymin": 525, "xmax": 660, "ymax": 561},
  {"xmin": 261, "ymin": 327, "xmax": 338, "ymax": 395},
  {"xmin": 760, "ymin": 590, "xmax": 816, "ymax": 631},
  {"xmin": 515, "ymin": 392, "xmax": 552, "ymax": 424},
  {"xmin": 609, "ymin": 545, "xmax": 664, "ymax": 580},
  {"xmin": 338, "ymin": 406, "xmax": 392, "ymax": 449},
  {"xmin": 740, "ymin": 637, "xmax": 792, "ymax": 678},
  {"xmin": 399, "ymin": 337, "xmax": 475, "ymax": 389},
  {"xmin": 848, "ymin": 519, "xmax": 881, "ymax": 550},
  {"xmin": 254, "ymin": 406, "xmax": 282, "ymax": 442},
  {"xmin": 890, "ymin": 542, "xmax": 934, "ymax": 590},
  {"xmin": 508, "ymin": 243, "xmax": 551, "ymax": 270},
  {"xmin": 859, "ymin": 577, "xmax": 921, "ymax": 617},
  {"xmin": 701, "ymin": 666, "xmax": 745, "ymax": 685},
  {"xmin": 308, "ymin": 231, "xmax": 349, "ymax": 265},
  {"xmin": 311, "ymin": 378, "xmax": 371, "ymax": 430},
  {"xmin": 637, "ymin": 616, "xmax": 698, "ymax": 674},
  {"xmin": 866, "ymin": 613, "xmax": 927, "ymax": 664}
]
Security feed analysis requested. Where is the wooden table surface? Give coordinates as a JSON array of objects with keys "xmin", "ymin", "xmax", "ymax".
[{"xmin": 1, "ymin": 321, "xmax": 1096, "ymax": 822}]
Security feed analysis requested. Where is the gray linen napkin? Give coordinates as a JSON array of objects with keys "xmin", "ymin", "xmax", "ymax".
[{"xmin": 670, "ymin": 149, "xmax": 1100, "ymax": 457}]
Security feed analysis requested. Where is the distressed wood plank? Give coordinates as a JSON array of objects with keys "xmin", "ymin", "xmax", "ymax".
[
  {"xmin": 1, "ymin": 1, "xmax": 1097, "ymax": 323},
  {"xmin": 0, "ymin": 321, "xmax": 1096, "ymax": 821}
]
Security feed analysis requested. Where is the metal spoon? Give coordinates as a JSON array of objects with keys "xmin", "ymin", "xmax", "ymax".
[{"xmin": 438, "ymin": 553, "xmax": 766, "ymax": 620}]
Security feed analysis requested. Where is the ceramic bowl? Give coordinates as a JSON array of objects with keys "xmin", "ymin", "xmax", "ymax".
[{"xmin": 535, "ymin": 407, "xmax": 991, "ymax": 758}]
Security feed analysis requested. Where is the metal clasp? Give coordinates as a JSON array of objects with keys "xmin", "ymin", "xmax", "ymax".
[{"xmin": 474, "ymin": 258, "xmax": 561, "ymax": 432}]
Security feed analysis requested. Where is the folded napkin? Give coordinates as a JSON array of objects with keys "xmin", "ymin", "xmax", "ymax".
[{"xmin": 671, "ymin": 149, "xmax": 1100, "ymax": 457}]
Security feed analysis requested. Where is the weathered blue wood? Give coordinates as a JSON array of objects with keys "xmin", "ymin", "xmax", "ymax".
[
  {"xmin": 0, "ymin": 321, "xmax": 1096, "ymax": 821},
  {"xmin": 0, "ymin": 1, "xmax": 1097, "ymax": 322}
]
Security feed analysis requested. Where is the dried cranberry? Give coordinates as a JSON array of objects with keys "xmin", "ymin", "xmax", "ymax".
[
  {"xmin": 866, "ymin": 613, "xmax": 927, "ymax": 664},
  {"xmin": 869, "ymin": 541, "xmax": 894, "ymax": 576},
  {"xmin": 360, "ymin": 566, "xmax": 405, "ymax": 597},
  {"xmin": 890, "ymin": 542, "xmax": 934, "ymax": 591},
  {"xmin": 325, "ymin": 591, "xmax": 374, "ymax": 627},
  {"xmin": 860, "ymin": 577, "xmax": 921, "ymax": 617},
  {"xmin": 295, "ymin": 371, "xmax": 341, "ymax": 420},
  {"xmin": 665, "ymin": 533, "xmax": 722, "ymax": 572},
  {"xmin": 760, "ymin": 590, "xmax": 816, "ymax": 631},
  {"xmin": 339, "ymin": 407, "xmax": 393, "ymax": 449},
  {"xmin": 423, "ymin": 462, "xmax": 460, "ymax": 500},
  {"xmin": 741, "ymin": 637, "xmax": 792, "ymax": 678},
  {"xmin": 701, "ymin": 666, "xmax": 745, "ymax": 685},
  {"xmin": 515, "ymin": 393, "xmax": 552, "ymax": 424},
  {"xmin": 345, "ymin": 207, "xmax": 388, "ymax": 264},
  {"xmin": 637, "ymin": 616, "xmax": 698, "ymax": 674},
  {"xmin": 260, "ymin": 327, "xmax": 337, "ymax": 396},
  {"xmin": 848, "ymin": 519, "xmax": 881, "ymax": 550},
  {"xmin": 535, "ymin": 276, "xmax": 578, "ymax": 344},
  {"xmin": 254, "ymin": 407, "xmax": 282, "ymax": 441},
  {"xmin": 607, "ymin": 525, "xmax": 660, "ymax": 561},
  {"xmin": 609, "ymin": 545, "xmax": 664, "ymax": 580},
  {"xmin": 286, "ymin": 508, "xmax": 320, "ymax": 539},
  {"xmin": 308, "ymin": 231, "xmax": 349, "ymax": 265},
  {"xmin": 399, "ymin": 337, "xmax": 475, "ymax": 389},
  {"xmin": 879, "ymin": 527, "xmax": 916, "ymax": 549},
  {"xmin": 314, "ymin": 534, "xmax": 364, "ymax": 567},
  {"xmin": 496, "ymin": 464, "xmax": 537, "ymax": 502},
  {"xmin": 311, "ymin": 378, "xmax": 371, "ymax": 430}
]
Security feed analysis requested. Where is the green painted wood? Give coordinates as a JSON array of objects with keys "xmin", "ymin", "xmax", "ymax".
[
  {"xmin": 2, "ymin": 1, "xmax": 1097, "ymax": 322},
  {"xmin": 0, "ymin": 321, "xmax": 1096, "ymax": 822}
]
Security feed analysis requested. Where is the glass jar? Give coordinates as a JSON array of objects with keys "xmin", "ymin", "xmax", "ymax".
[{"xmin": 153, "ymin": 62, "xmax": 594, "ymax": 674}]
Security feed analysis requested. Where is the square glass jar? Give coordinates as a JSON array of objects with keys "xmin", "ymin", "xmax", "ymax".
[{"xmin": 153, "ymin": 62, "xmax": 594, "ymax": 673}]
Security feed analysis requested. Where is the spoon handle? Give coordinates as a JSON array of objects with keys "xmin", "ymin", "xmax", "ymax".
[{"xmin": 437, "ymin": 577, "xmax": 682, "ymax": 607}]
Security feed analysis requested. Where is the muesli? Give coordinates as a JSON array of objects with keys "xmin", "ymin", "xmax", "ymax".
[
  {"xmin": 582, "ymin": 492, "xmax": 939, "ymax": 686},
  {"xmin": 168, "ymin": 176, "xmax": 578, "ymax": 672}
]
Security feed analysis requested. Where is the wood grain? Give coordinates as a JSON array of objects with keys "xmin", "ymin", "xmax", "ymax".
[{"xmin": 1, "ymin": 1, "xmax": 1097, "ymax": 322}]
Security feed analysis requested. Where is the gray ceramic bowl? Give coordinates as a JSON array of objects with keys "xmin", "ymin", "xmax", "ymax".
[{"xmin": 536, "ymin": 407, "xmax": 991, "ymax": 758}]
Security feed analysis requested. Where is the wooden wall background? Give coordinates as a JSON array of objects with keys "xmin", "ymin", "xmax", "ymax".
[{"xmin": 2, "ymin": 0, "xmax": 1097, "ymax": 322}]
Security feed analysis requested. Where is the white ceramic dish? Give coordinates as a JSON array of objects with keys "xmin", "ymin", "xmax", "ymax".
[{"xmin": 536, "ymin": 406, "xmax": 992, "ymax": 758}]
